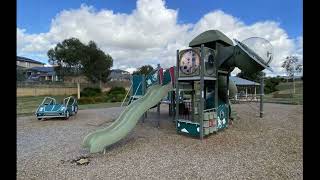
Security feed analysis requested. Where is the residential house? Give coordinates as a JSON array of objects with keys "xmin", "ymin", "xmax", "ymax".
[
  {"xmin": 25, "ymin": 66, "xmax": 59, "ymax": 82},
  {"xmin": 17, "ymin": 56, "xmax": 45, "ymax": 68},
  {"xmin": 109, "ymin": 69, "xmax": 131, "ymax": 81}
]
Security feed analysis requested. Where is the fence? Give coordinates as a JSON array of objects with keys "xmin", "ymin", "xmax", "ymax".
[{"xmin": 16, "ymin": 81, "xmax": 131, "ymax": 97}]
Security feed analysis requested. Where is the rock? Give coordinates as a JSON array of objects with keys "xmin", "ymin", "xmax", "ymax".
[{"xmin": 76, "ymin": 158, "xmax": 89, "ymax": 165}]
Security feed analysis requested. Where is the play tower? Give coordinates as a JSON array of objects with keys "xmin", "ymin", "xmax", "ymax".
[{"xmin": 175, "ymin": 30, "xmax": 272, "ymax": 139}]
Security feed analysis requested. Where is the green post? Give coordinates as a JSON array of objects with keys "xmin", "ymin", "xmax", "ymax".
[
  {"xmin": 200, "ymin": 44, "xmax": 205, "ymax": 140},
  {"xmin": 191, "ymin": 81, "xmax": 195, "ymax": 121},
  {"xmin": 157, "ymin": 64, "xmax": 161, "ymax": 128},
  {"xmin": 142, "ymin": 75, "xmax": 146, "ymax": 122},
  {"xmin": 260, "ymin": 74, "xmax": 264, "ymax": 118},
  {"xmin": 175, "ymin": 50, "xmax": 179, "ymax": 128},
  {"xmin": 215, "ymin": 44, "xmax": 219, "ymax": 117}
]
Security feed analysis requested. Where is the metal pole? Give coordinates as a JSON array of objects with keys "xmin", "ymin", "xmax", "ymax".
[
  {"xmin": 77, "ymin": 82, "xmax": 80, "ymax": 99},
  {"xmin": 175, "ymin": 50, "xmax": 179, "ymax": 127},
  {"xmin": 260, "ymin": 74, "xmax": 264, "ymax": 118},
  {"xmin": 200, "ymin": 44, "xmax": 205, "ymax": 140},
  {"xmin": 254, "ymin": 86, "xmax": 257, "ymax": 101},
  {"xmin": 157, "ymin": 64, "xmax": 161, "ymax": 128},
  {"xmin": 142, "ymin": 75, "xmax": 146, "ymax": 122},
  {"xmin": 226, "ymin": 73, "xmax": 230, "ymax": 123}
]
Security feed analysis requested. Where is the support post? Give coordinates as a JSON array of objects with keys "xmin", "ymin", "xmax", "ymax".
[
  {"xmin": 175, "ymin": 50, "xmax": 179, "ymax": 127},
  {"xmin": 142, "ymin": 75, "xmax": 146, "ymax": 122},
  {"xmin": 254, "ymin": 86, "xmax": 257, "ymax": 101},
  {"xmin": 199, "ymin": 44, "xmax": 205, "ymax": 140},
  {"xmin": 214, "ymin": 44, "xmax": 219, "ymax": 128},
  {"xmin": 226, "ymin": 73, "xmax": 230, "ymax": 124},
  {"xmin": 157, "ymin": 64, "xmax": 161, "ymax": 128},
  {"xmin": 77, "ymin": 82, "xmax": 80, "ymax": 99},
  {"xmin": 245, "ymin": 87, "xmax": 248, "ymax": 100},
  {"xmin": 191, "ymin": 81, "xmax": 195, "ymax": 121},
  {"xmin": 260, "ymin": 74, "xmax": 264, "ymax": 118}
]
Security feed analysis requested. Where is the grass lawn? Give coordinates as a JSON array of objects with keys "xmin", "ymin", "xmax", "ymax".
[
  {"xmin": 264, "ymin": 80, "xmax": 303, "ymax": 105},
  {"xmin": 17, "ymin": 95, "xmax": 122, "ymax": 117}
]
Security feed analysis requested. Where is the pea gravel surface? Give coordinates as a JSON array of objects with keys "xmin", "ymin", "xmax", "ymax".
[{"xmin": 17, "ymin": 103, "xmax": 302, "ymax": 180}]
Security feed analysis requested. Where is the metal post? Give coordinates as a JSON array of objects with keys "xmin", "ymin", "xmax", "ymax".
[
  {"xmin": 200, "ymin": 44, "xmax": 205, "ymax": 140},
  {"xmin": 77, "ymin": 82, "xmax": 80, "ymax": 99},
  {"xmin": 214, "ymin": 45, "xmax": 219, "ymax": 120},
  {"xmin": 260, "ymin": 74, "xmax": 264, "ymax": 118},
  {"xmin": 226, "ymin": 73, "xmax": 230, "ymax": 103},
  {"xmin": 157, "ymin": 64, "xmax": 161, "ymax": 128},
  {"xmin": 142, "ymin": 75, "xmax": 146, "ymax": 122},
  {"xmin": 254, "ymin": 86, "xmax": 257, "ymax": 101},
  {"xmin": 245, "ymin": 87, "xmax": 248, "ymax": 100},
  {"xmin": 191, "ymin": 81, "xmax": 195, "ymax": 121},
  {"xmin": 175, "ymin": 50, "xmax": 179, "ymax": 128},
  {"xmin": 226, "ymin": 73, "xmax": 230, "ymax": 123}
]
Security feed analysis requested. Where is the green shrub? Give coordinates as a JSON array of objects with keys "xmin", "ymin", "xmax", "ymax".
[
  {"xmin": 78, "ymin": 97, "xmax": 96, "ymax": 104},
  {"xmin": 264, "ymin": 77, "xmax": 281, "ymax": 94},
  {"xmin": 107, "ymin": 94, "xmax": 125, "ymax": 102},
  {"xmin": 272, "ymin": 92, "xmax": 293, "ymax": 98},
  {"xmin": 107, "ymin": 87, "xmax": 126, "ymax": 95},
  {"xmin": 93, "ymin": 96, "xmax": 105, "ymax": 103},
  {"xmin": 81, "ymin": 87, "xmax": 102, "ymax": 97}
]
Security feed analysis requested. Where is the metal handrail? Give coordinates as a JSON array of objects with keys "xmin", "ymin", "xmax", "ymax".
[
  {"xmin": 121, "ymin": 83, "xmax": 133, "ymax": 107},
  {"xmin": 131, "ymin": 82, "xmax": 142, "ymax": 102}
]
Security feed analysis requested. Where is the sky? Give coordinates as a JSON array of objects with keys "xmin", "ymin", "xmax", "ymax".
[{"xmin": 17, "ymin": 0, "xmax": 303, "ymax": 76}]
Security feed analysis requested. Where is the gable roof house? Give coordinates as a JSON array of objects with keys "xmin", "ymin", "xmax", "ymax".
[
  {"xmin": 109, "ymin": 69, "xmax": 131, "ymax": 81},
  {"xmin": 25, "ymin": 66, "xmax": 59, "ymax": 82},
  {"xmin": 17, "ymin": 56, "xmax": 45, "ymax": 69},
  {"xmin": 17, "ymin": 56, "xmax": 59, "ymax": 82}
]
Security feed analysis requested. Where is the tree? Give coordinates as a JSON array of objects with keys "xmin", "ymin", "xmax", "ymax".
[
  {"xmin": 48, "ymin": 38, "xmax": 113, "ymax": 83},
  {"xmin": 281, "ymin": 56, "xmax": 303, "ymax": 94},
  {"xmin": 132, "ymin": 65, "xmax": 154, "ymax": 75},
  {"xmin": 264, "ymin": 77, "xmax": 281, "ymax": 94},
  {"xmin": 236, "ymin": 71, "xmax": 264, "ymax": 82},
  {"xmin": 17, "ymin": 67, "xmax": 26, "ymax": 81}
]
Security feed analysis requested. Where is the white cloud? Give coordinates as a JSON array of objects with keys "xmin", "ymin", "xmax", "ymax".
[{"xmin": 17, "ymin": 0, "xmax": 302, "ymax": 76}]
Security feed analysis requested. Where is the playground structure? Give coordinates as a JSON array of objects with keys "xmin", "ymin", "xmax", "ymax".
[{"xmin": 83, "ymin": 30, "xmax": 273, "ymax": 153}]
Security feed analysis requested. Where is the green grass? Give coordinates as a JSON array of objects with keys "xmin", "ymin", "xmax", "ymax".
[
  {"xmin": 78, "ymin": 102, "xmax": 122, "ymax": 110},
  {"xmin": 276, "ymin": 80, "xmax": 303, "ymax": 94},
  {"xmin": 17, "ymin": 96, "xmax": 122, "ymax": 117},
  {"xmin": 264, "ymin": 80, "xmax": 303, "ymax": 105}
]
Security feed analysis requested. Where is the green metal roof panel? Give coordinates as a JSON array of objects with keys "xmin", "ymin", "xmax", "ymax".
[{"xmin": 189, "ymin": 30, "xmax": 234, "ymax": 48}]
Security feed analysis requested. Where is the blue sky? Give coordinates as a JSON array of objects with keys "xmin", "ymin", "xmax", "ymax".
[
  {"xmin": 17, "ymin": 0, "xmax": 303, "ymax": 75},
  {"xmin": 17, "ymin": 0, "xmax": 302, "ymax": 38}
]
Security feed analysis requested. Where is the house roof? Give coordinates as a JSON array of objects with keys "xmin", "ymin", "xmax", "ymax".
[
  {"xmin": 111, "ymin": 69, "xmax": 129, "ymax": 73},
  {"xmin": 28, "ymin": 66, "xmax": 55, "ymax": 73},
  {"xmin": 28, "ymin": 67, "xmax": 55, "ymax": 75},
  {"xmin": 230, "ymin": 76, "xmax": 260, "ymax": 86},
  {"xmin": 17, "ymin": 65, "xmax": 27, "ymax": 69},
  {"xmin": 17, "ymin": 56, "xmax": 45, "ymax": 65}
]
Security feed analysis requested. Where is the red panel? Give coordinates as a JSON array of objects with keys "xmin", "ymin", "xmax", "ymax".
[
  {"xmin": 159, "ymin": 68, "xmax": 163, "ymax": 85},
  {"xmin": 169, "ymin": 66, "xmax": 175, "ymax": 85}
]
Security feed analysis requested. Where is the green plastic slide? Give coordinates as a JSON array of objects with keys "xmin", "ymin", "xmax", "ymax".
[{"xmin": 82, "ymin": 83, "xmax": 173, "ymax": 153}]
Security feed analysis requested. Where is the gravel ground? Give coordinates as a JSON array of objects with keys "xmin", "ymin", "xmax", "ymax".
[{"xmin": 17, "ymin": 103, "xmax": 302, "ymax": 180}]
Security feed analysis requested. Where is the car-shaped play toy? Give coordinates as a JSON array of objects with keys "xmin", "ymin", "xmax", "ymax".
[{"xmin": 35, "ymin": 96, "xmax": 78, "ymax": 120}]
